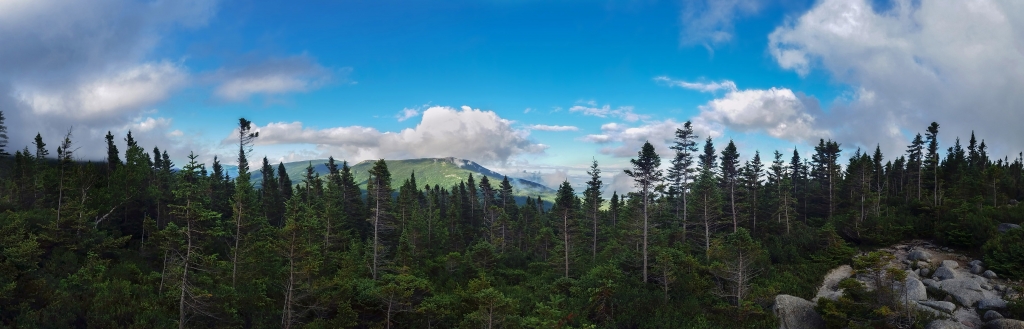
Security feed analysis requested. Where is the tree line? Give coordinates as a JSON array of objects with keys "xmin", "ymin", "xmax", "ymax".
[{"xmin": 0, "ymin": 112, "xmax": 1022, "ymax": 328}]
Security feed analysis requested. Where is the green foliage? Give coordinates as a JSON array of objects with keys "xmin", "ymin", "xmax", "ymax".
[{"xmin": 983, "ymin": 227, "xmax": 1024, "ymax": 279}]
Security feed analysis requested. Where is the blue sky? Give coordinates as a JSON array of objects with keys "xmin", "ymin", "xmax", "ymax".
[{"xmin": 4, "ymin": 0, "xmax": 1024, "ymax": 191}]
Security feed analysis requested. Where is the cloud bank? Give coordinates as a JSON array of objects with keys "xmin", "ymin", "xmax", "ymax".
[
  {"xmin": 768, "ymin": 0, "xmax": 1024, "ymax": 156},
  {"xmin": 233, "ymin": 106, "xmax": 547, "ymax": 164}
]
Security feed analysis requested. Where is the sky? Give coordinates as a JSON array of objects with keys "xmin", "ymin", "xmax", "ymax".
[{"xmin": 3, "ymin": 0, "xmax": 1024, "ymax": 193}]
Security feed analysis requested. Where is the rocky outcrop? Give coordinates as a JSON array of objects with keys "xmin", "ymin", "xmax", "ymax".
[
  {"xmin": 813, "ymin": 265, "xmax": 852, "ymax": 302},
  {"xmin": 918, "ymin": 300, "xmax": 957, "ymax": 313},
  {"xmin": 934, "ymin": 266, "xmax": 959, "ymax": 280},
  {"xmin": 773, "ymin": 295, "xmax": 825, "ymax": 329},
  {"xmin": 936, "ymin": 278, "xmax": 995, "ymax": 307},
  {"xmin": 979, "ymin": 298, "xmax": 1008, "ymax": 310},
  {"xmin": 910, "ymin": 249, "xmax": 934, "ymax": 262},
  {"xmin": 998, "ymin": 223, "xmax": 1022, "ymax": 233},
  {"xmin": 903, "ymin": 277, "xmax": 928, "ymax": 300},
  {"xmin": 984, "ymin": 319, "xmax": 1024, "ymax": 329},
  {"xmin": 927, "ymin": 319, "xmax": 969, "ymax": 329}
]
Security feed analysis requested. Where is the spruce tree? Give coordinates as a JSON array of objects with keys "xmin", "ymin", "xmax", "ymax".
[
  {"xmin": 667, "ymin": 121, "xmax": 698, "ymax": 243},
  {"xmin": 368, "ymin": 159, "xmax": 393, "ymax": 280},
  {"xmin": 553, "ymin": 180, "xmax": 577, "ymax": 278},
  {"xmin": 740, "ymin": 151, "xmax": 762, "ymax": 233},
  {"xmin": 694, "ymin": 137, "xmax": 722, "ymax": 259},
  {"xmin": 624, "ymin": 141, "xmax": 662, "ymax": 282},
  {"xmin": 0, "ymin": 110, "xmax": 8, "ymax": 156},
  {"xmin": 720, "ymin": 140, "xmax": 740, "ymax": 232},
  {"xmin": 925, "ymin": 122, "xmax": 940, "ymax": 206},
  {"xmin": 583, "ymin": 159, "xmax": 604, "ymax": 261}
]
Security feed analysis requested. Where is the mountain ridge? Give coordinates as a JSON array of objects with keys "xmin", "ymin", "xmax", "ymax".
[{"xmin": 249, "ymin": 157, "xmax": 557, "ymax": 201}]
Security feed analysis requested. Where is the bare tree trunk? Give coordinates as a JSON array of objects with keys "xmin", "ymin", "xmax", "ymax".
[
  {"xmin": 232, "ymin": 202, "xmax": 242, "ymax": 288},
  {"xmin": 179, "ymin": 201, "xmax": 192, "ymax": 329},
  {"xmin": 563, "ymin": 211, "xmax": 570, "ymax": 278},
  {"xmin": 643, "ymin": 191, "xmax": 649, "ymax": 283},
  {"xmin": 282, "ymin": 231, "xmax": 295, "ymax": 329},
  {"xmin": 731, "ymin": 184, "xmax": 737, "ymax": 233}
]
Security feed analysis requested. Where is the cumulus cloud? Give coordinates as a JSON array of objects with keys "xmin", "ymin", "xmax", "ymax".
[
  {"xmin": 654, "ymin": 76, "xmax": 737, "ymax": 93},
  {"xmin": 579, "ymin": 119, "xmax": 699, "ymax": 158},
  {"xmin": 0, "ymin": 0, "xmax": 217, "ymax": 160},
  {"xmin": 527, "ymin": 124, "xmax": 579, "ymax": 132},
  {"xmin": 569, "ymin": 102, "xmax": 647, "ymax": 122},
  {"xmin": 17, "ymin": 61, "xmax": 188, "ymax": 121},
  {"xmin": 228, "ymin": 106, "xmax": 547, "ymax": 164},
  {"xmin": 212, "ymin": 55, "xmax": 335, "ymax": 102},
  {"xmin": 768, "ymin": 0, "xmax": 1024, "ymax": 156},
  {"xmin": 692, "ymin": 87, "xmax": 830, "ymax": 143},
  {"xmin": 679, "ymin": 0, "xmax": 761, "ymax": 48}
]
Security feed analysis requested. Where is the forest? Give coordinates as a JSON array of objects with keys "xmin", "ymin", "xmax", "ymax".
[{"xmin": 1, "ymin": 112, "xmax": 1023, "ymax": 328}]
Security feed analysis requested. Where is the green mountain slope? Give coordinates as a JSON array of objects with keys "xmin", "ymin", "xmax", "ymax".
[{"xmin": 251, "ymin": 157, "xmax": 556, "ymax": 201}]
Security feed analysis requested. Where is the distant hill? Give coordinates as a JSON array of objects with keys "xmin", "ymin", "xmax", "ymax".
[{"xmin": 250, "ymin": 157, "xmax": 557, "ymax": 201}]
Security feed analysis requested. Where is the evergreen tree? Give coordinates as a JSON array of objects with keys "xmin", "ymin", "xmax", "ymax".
[
  {"xmin": 812, "ymin": 139, "xmax": 842, "ymax": 220},
  {"xmin": 260, "ymin": 157, "xmax": 283, "ymax": 226},
  {"xmin": 740, "ymin": 151, "xmax": 763, "ymax": 233},
  {"xmin": 925, "ymin": 122, "xmax": 940, "ymax": 206},
  {"xmin": 553, "ymin": 181, "xmax": 577, "ymax": 278},
  {"xmin": 230, "ymin": 118, "xmax": 259, "ymax": 287},
  {"xmin": 167, "ymin": 152, "xmax": 220, "ymax": 328},
  {"xmin": 583, "ymin": 159, "xmax": 604, "ymax": 261},
  {"xmin": 0, "ymin": 110, "xmax": 7, "ymax": 156},
  {"xmin": 278, "ymin": 162, "xmax": 293, "ymax": 200},
  {"xmin": 906, "ymin": 133, "xmax": 925, "ymax": 200},
  {"xmin": 33, "ymin": 133, "xmax": 48, "ymax": 160},
  {"xmin": 720, "ymin": 140, "xmax": 741, "ymax": 232},
  {"xmin": 667, "ymin": 121, "xmax": 698, "ymax": 243},
  {"xmin": 368, "ymin": 159, "xmax": 394, "ymax": 280},
  {"xmin": 694, "ymin": 137, "xmax": 722, "ymax": 259},
  {"xmin": 624, "ymin": 141, "xmax": 662, "ymax": 282},
  {"xmin": 104, "ymin": 131, "xmax": 120, "ymax": 173}
]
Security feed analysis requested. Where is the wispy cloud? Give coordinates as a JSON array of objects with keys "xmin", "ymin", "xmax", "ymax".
[
  {"xmin": 568, "ymin": 102, "xmax": 647, "ymax": 122},
  {"xmin": 527, "ymin": 124, "xmax": 578, "ymax": 132},
  {"xmin": 654, "ymin": 76, "xmax": 737, "ymax": 93},
  {"xmin": 212, "ymin": 55, "xmax": 337, "ymax": 102},
  {"xmin": 395, "ymin": 107, "xmax": 420, "ymax": 122}
]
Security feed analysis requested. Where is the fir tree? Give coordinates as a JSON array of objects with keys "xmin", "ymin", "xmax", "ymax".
[
  {"xmin": 667, "ymin": 121, "xmax": 698, "ymax": 243},
  {"xmin": 720, "ymin": 140, "xmax": 740, "ymax": 232}
]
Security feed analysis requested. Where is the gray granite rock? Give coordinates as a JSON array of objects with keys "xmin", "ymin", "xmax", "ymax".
[
  {"xmin": 926, "ymin": 320, "xmax": 969, "ymax": 329},
  {"xmin": 773, "ymin": 295, "xmax": 825, "ymax": 329},
  {"xmin": 918, "ymin": 300, "xmax": 957, "ymax": 313},
  {"xmin": 941, "ymin": 260, "xmax": 960, "ymax": 269},
  {"xmin": 970, "ymin": 260, "xmax": 983, "ymax": 267},
  {"xmin": 910, "ymin": 250, "xmax": 934, "ymax": 262},
  {"xmin": 978, "ymin": 298, "xmax": 1008, "ymax": 310},
  {"xmin": 984, "ymin": 310, "xmax": 1004, "ymax": 321},
  {"xmin": 903, "ymin": 277, "xmax": 928, "ymax": 300},
  {"xmin": 998, "ymin": 223, "xmax": 1022, "ymax": 233},
  {"xmin": 937, "ymin": 278, "xmax": 993, "ymax": 307},
  {"xmin": 920, "ymin": 268, "xmax": 931, "ymax": 277},
  {"xmin": 983, "ymin": 319, "xmax": 1024, "ymax": 329},
  {"xmin": 923, "ymin": 278, "xmax": 938, "ymax": 287},
  {"xmin": 984, "ymin": 270, "xmax": 998, "ymax": 279},
  {"xmin": 934, "ymin": 266, "xmax": 959, "ymax": 280},
  {"xmin": 972, "ymin": 264, "xmax": 986, "ymax": 274}
]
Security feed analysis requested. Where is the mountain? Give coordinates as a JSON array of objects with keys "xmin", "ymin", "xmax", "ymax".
[{"xmin": 249, "ymin": 157, "xmax": 557, "ymax": 201}]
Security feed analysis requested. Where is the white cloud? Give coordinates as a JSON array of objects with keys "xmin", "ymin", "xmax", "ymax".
[
  {"xmin": 768, "ymin": 0, "xmax": 1024, "ymax": 156},
  {"xmin": 229, "ymin": 106, "xmax": 547, "ymax": 164},
  {"xmin": 212, "ymin": 55, "xmax": 335, "ymax": 102},
  {"xmin": 679, "ymin": 0, "xmax": 761, "ymax": 48},
  {"xmin": 17, "ymin": 61, "xmax": 188, "ymax": 120},
  {"xmin": 396, "ymin": 108, "xmax": 421, "ymax": 122},
  {"xmin": 579, "ymin": 119, "xmax": 695, "ymax": 158},
  {"xmin": 527, "ymin": 124, "xmax": 579, "ymax": 132},
  {"xmin": 569, "ymin": 102, "xmax": 647, "ymax": 122},
  {"xmin": 692, "ymin": 87, "xmax": 830, "ymax": 143},
  {"xmin": 0, "ymin": 0, "xmax": 216, "ymax": 161},
  {"xmin": 654, "ymin": 76, "xmax": 737, "ymax": 93}
]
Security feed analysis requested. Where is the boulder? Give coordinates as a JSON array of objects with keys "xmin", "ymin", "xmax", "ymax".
[
  {"xmin": 934, "ymin": 266, "xmax": 959, "ymax": 280},
  {"xmin": 984, "ymin": 310, "xmax": 1004, "ymax": 321},
  {"xmin": 920, "ymin": 268, "xmax": 932, "ymax": 277},
  {"xmin": 970, "ymin": 260, "xmax": 984, "ymax": 267},
  {"xmin": 984, "ymin": 270, "xmax": 999, "ymax": 279},
  {"xmin": 926, "ymin": 320, "xmax": 969, "ymax": 329},
  {"xmin": 942, "ymin": 260, "xmax": 960, "ymax": 269},
  {"xmin": 813, "ymin": 265, "xmax": 852, "ymax": 302},
  {"xmin": 978, "ymin": 298, "xmax": 1008, "ymax": 310},
  {"xmin": 773, "ymin": 295, "xmax": 825, "ymax": 329},
  {"xmin": 918, "ymin": 300, "xmax": 957, "ymax": 313},
  {"xmin": 903, "ymin": 277, "xmax": 928, "ymax": 300},
  {"xmin": 937, "ymin": 278, "xmax": 997, "ymax": 307},
  {"xmin": 923, "ymin": 278, "xmax": 938, "ymax": 288},
  {"xmin": 910, "ymin": 250, "xmax": 934, "ymax": 262},
  {"xmin": 972, "ymin": 264, "xmax": 986, "ymax": 274},
  {"xmin": 995, "ymin": 221, "xmax": 1019, "ymax": 231},
  {"xmin": 984, "ymin": 319, "xmax": 1024, "ymax": 329}
]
